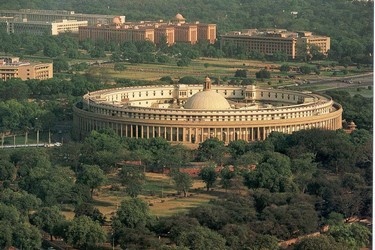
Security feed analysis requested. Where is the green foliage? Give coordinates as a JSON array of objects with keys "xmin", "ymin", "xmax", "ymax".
[
  {"xmin": 199, "ymin": 166, "xmax": 218, "ymax": 191},
  {"xmin": 12, "ymin": 222, "xmax": 42, "ymax": 250},
  {"xmin": 0, "ymin": 203, "xmax": 41, "ymax": 250},
  {"xmin": 30, "ymin": 206, "xmax": 66, "ymax": 240},
  {"xmin": 0, "ymin": 159, "xmax": 16, "ymax": 181},
  {"xmin": 228, "ymin": 140, "xmax": 248, "ymax": 158},
  {"xmin": 112, "ymin": 198, "xmax": 154, "ymax": 244},
  {"xmin": 77, "ymin": 164, "xmax": 106, "ymax": 197},
  {"xmin": 66, "ymin": 216, "xmax": 106, "ymax": 249},
  {"xmin": 293, "ymin": 235, "xmax": 346, "ymax": 250},
  {"xmin": 176, "ymin": 57, "xmax": 191, "ymax": 67},
  {"xmin": 114, "ymin": 62, "xmax": 127, "ymax": 71},
  {"xmin": 0, "ymin": 189, "xmax": 41, "ymax": 215},
  {"xmin": 53, "ymin": 58, "xmax": 69, "ymax": 73},
  {"xmin": 255, "ymin": 69, "xmax": 271, "ymax": 79},
  {"xmin": 176, "ymin": 226, "xmax": 226, "ymax": 250},
  {"xmin": 234, "ymin": 69, "xmax": 247, "ymax": 78},
  {"xmin": 299, "ymin": 65, "xmax": 312, "ymax": 74},
  {"xmin": 197, "ymin": 138, "xmax": 227, "ymax": 165},
  {"xmin": 119, "ymin": 166, "xmax": 145, "ymax": 197},
  {"xmin": 329, "ymin": 223, "xmax": 371, "ymax": 249},
  {"xmin": 160, "ymin": 76, "xmax": 174, "ymax": 83},
  {"xmin": 74, "ymin": 203, "xmax": 105, "ymax": 225},
  {"xmin": 326, "ymin": 90, "xmax": 373, "ymax": 131},
  {"xmin": 220, "ymin": 166, "xmax": 236, "ymax": 191},
  {"xmin": 172, "ymin": 172, "xmax": 193, "ymax": 197},
  {"xmin": 178, "ymin": 76, "xmax": 200, "ymax": 84},
  {"xmin": 280, "ymin": 64, "xmax": 290, "ymax": 72},
  {"xmin": 189, "ymin": 204, "xmax": 232, "ymax": 230},
  {"xmin": 244, "ymin": 152, "xmax": 296, "ymax": 192}
]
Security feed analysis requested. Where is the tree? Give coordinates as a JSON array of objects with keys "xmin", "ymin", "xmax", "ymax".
[
  {"xmin": 30, "ymin": 206, "xmax": 66, "ymax": 240},
  {"xmin": 114, "ymin": 63, "xmax": 127, "ymax": 71},
  {"xmin": 178, "ymin": 76, "xmax": 200, "ymax": 84},
  {"xmin": 280, "ymin": 64, "xmax": 290, "ymax": 73},
  {"xmin": 43, "ymin": 40, "xmax": 63, "ymax": 57},
  {"xmin": 74, "ymin": 203, "xmax": 105, "ymax": 225},
  {"xmin": 228, "ymin": 140, "xmax": 248, "ymax": 159},
  {"xmin": 0, "ymin": 189, "xmax": 41, "ymax": 215},
  {"xmin": 112, "ymin": 198, "xmax": 154, "ymax": 243},
  {"xmin": 329, "ymin": 223, "xmax": 371, "ymax": 249},
  {"xmin": 53, "ymin": 58, "xmax": 69, "ymax": 73},
  {"xmin": 234, "ymin": 69, "xmax": 247, "ymax": 78},
  {"xmin": 160, "ymin": 76, "xmax": 173, "ymax": 83},
  {"xmin": 291, "ymin": 153, "xmax": 318, "ymax": 193},
  {"xmin": 252, "ymin": 235, "xmax": 279, "ymax": 250},
  {"xmin": 294, "ymin": 235, "xmax": 347, "ymax": 250},
  {"xmin": 244, "ymin": 152, "xmax": 296, "ymax": 192},
  {"xmin": 0, "ymin": 159, "xmax": 15, "ymax": 181},
  {"xmin": 12, "ymin": 223, "xmax": 42, "ymax": 250},
  {"xmin": 220, "ymin": 166, "xmax": 236, "ymax": 191},
  {"xmin": 272, "ymin": 51, "xmax": 288, "ymax": 62},
  {"xmin": 197, "ymin": 138, "xmax": 227, "ymax": 165},
  {"xmin": 172, "ymin": 172, "xmax": 193, "ymax": 197},
  {"xmin": 0, "ymin": 221, "xmax": 12, "ymax": 249},
  {"xmin": 176, "ymin": 226, "xmax": 226, "ymax": 250},
  {"xmin": 154, "ymin": 145, "xmax": 192, "ymax": 172},
  {"xmin": 177, "ymin": 57, "xmax": 191, "ymax": 67},
  {"xmin": 66, "ymin": 216, "xmax": 106, "ymax": 249},
  {"xmin": 199, "ymin": 166, "xmax": 218, "ymax": 191},
  {"xmin": 299, "ymin": 65, "xmax": 312, "ymax": 74},
  {"xmin": 118, "ymin": 166, "xmax": 145, "ymax": 197},
  {"xmin": 77, "ymin": 165, "xmax": 106, "ymax": 197},
  {"xmin": 255, "ymin": 69, "xmax": 271, "ymax": 79},
  {"xmin": 189, "ymin": 204, "xmax": 232, "ymax": 230}
]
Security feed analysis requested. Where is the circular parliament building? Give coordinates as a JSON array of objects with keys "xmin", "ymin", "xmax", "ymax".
[{"xmin": 73, "ymin": 77, "xmax": 342, "ymax": 145}]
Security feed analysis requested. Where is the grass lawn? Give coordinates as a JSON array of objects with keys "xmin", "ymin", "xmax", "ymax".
[{"xmin": 89, "ymin": 172, "xmax": 218, "ymax": 219}]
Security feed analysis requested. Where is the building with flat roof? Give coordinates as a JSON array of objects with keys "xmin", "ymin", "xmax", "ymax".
[
  {"xmin": 73, "ymin": 77, "xmax": 342, "ymax": 145},
  {"xmin": 0, "ymin": 57, "xmax": 53, "ymax": 81},
  {"xmin": 79, "ymin": 13, "xmax": 216, "ymax": 45},
  {"xmin": 0, "ymin": 19, "xmax": 88, "ymax": 35},
  {"xmin": 220, "ymin": 29, "xmax": 330, "ymax": 59},
  {"xmin": 0, "ymin": 9, "xmax": 125, "ymax": 25}
]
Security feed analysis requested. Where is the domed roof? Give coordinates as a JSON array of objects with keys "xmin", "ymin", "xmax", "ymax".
[
  {"xmin": 175, "ymin": 13, "xmax": 185, "ymax": 20},
  {"xmin": 184, "ymin": 90, "xmax": 231, "ymax": 110}
]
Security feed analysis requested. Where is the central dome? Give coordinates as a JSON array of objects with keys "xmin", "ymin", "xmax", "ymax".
[{"xmin": 184, "ymin": 90, "xmax": 231, "ymax": 110}]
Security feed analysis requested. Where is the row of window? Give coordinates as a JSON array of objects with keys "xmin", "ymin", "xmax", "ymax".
[{"xmin": 92, "ymin": 106, "xmax": 328, "ymax": 122}]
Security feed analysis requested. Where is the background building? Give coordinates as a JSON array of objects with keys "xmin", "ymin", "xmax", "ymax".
[
  {"xmin": 0, "ymin": 19, "xmax": 88, "ymax": 35},
  {"xmin": 0, "ymin": 9, "xmax": 125, "ymax": 25},
  {"xmin": 0, "ymin": 57, "xmax": 53, "ymax": 81},
  {"xmin": 220, "ymin": 29, "xmax": 330, "ymax": 59},
  {"xmin": 73, "ymin": 78, "xmax": 342, "ymax": 145},
  {"xmin": 79, "ymin": 13, "xmax": 216, "ymax": 45}
]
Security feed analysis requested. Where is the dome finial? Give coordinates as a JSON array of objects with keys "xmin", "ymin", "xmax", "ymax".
[{"xmin": 204, "ymin": 76, "xmax": 211, "ymax": 91}]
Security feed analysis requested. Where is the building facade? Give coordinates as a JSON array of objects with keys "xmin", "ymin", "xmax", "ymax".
[
  {"xmin": 73, "ymin": 78, "xmax": 342, "ymax": 145},
  {"xmin": 79, "ymin": 14, "xmax": 216, "ymax": 45},
  {"xmin": 0, "ymin": 57, "xmax": 53, "ymax": 81},
  {"xmin": 0, "ymin": 19, "xmax": 88, "ymax": 35},
  {"xmin": 0, "ymin": 9, "xmax": 125, "ymax": 25},
  {"xmin": 220, "ymin": 29, "xmax": 330, "ymax": 59}
]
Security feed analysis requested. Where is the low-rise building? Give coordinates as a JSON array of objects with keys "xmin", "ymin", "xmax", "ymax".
[
  {"xmin": 220, "ymin": 29, "xmax": 330, "ymax": 59},
  {"xmin": 0, "ymin": 57, "xmax": 53, "ymax": 81},
  {"xmin": 79, "ymin": 13, "xmax": 216, "ymax": 45},
  {"xmin": 0, "ymin": 19, "xmax": 88, "ymax": 35},
  {"xmin": 0, "ymin": 9, "xmax": 125, "ymax": 26}
]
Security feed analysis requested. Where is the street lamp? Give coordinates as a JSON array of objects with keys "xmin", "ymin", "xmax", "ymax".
[
  {"xmin": 35, "ymin": 118, "xmax": 40, "ymax": 145},
  {"xmin": 111, "ymin": 232, "xmax": 115, "ymax": 250}
]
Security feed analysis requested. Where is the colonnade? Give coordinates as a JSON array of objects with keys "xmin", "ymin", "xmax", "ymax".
[{"xmin": 73, "ymin": 106, "xmax": 342, "ymax": 144}]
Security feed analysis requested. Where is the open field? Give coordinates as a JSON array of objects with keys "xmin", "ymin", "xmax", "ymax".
[{"xmin": 74, "ymin": 172, "xmax": 220, "ymax": 220}]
